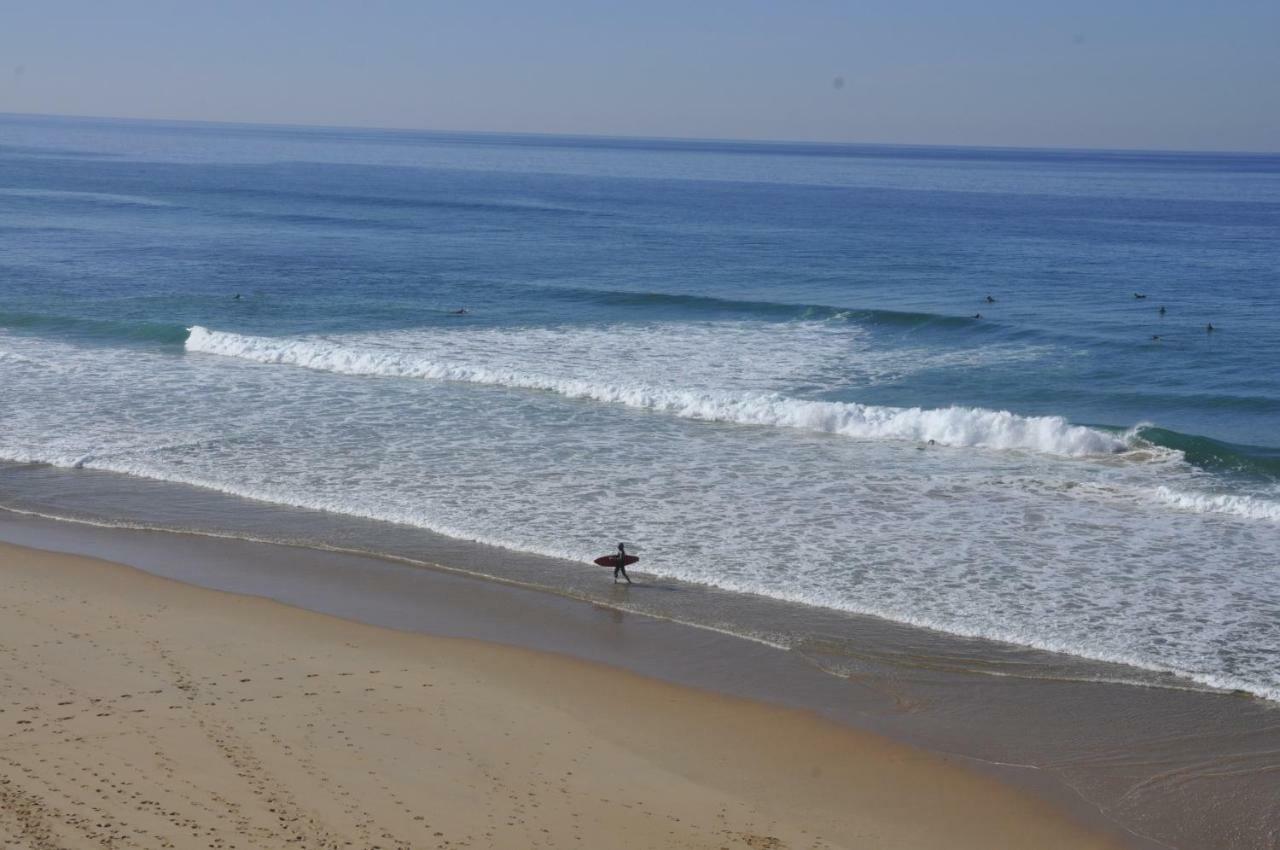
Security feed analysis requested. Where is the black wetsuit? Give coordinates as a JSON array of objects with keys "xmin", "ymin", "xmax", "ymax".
[{"xmin": 614, "ymin": 545, "xmax": 631, "ymax": 583}]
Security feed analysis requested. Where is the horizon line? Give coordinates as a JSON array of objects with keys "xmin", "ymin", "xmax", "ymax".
[{"xmin": 4, "ymin": 110, "xmax": 1279, "ymax": 159}]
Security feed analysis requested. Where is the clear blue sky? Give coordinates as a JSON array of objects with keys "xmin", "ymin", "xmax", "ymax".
[{"xmin": 3, "ymin": 1, "xmax": 1278, "ymax": 151}]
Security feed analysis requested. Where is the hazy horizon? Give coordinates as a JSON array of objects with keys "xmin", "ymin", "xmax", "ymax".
[
  {"xmin": 9, "ymin": 109, "xmax": 1280, "ymax": 157},
  {"xmin": 3, "ymin": 2, "xmax": 1279, "ymax": 154}
]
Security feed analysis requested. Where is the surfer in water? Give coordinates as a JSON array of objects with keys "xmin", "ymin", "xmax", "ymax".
[{"xmin": 614, "ymin": 542, "xmax": 632, "ymax": 585}]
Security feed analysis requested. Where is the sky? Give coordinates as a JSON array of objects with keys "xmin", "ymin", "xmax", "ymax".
[{"xmin": 2, "ymin": 1, "xmax": 1278, "ymax": 152}]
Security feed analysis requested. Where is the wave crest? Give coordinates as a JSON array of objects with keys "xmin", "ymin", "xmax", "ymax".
[
  {"xmin": 1152, "ymin": 486, "xmax": 1280, "ymax": 522},
  {"xmin": 186, "ymin": 326, "xmax": 1124, "ymax": 456}
]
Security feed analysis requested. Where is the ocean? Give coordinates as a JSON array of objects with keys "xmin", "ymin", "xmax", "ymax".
[{"xmin": 2, "ymin": 112, "xmax": 1278, "ymax": 702}]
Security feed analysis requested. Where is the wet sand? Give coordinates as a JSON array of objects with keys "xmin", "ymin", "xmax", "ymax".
[{"xmin": 0, "ymin": 540, "xmax": 1126, "ymax": 849}]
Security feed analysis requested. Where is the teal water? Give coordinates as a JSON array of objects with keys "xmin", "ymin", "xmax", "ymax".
[{"xmin": 2, "ymin": 113, "xmax": 1278, "ymax": 699}]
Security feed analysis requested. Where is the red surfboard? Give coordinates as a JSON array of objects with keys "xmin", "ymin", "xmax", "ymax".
[{"xmin": 594, "ymin": 554, "xmax": 639, "ymax": 568}]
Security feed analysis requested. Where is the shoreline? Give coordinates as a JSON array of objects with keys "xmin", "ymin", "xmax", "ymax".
[
  {"xmin": 1, "ymin": 461, "xmax": 1254, "ymax": 702},
  {"xmin": 5, "ymin": 508, "xmax": 1278, "ymax": 847},
  {"xmin": 0, "ymin": 538, "xmax": 1127, "ymax": 849}
]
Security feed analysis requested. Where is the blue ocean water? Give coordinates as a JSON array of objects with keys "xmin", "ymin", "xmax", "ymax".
[{"xmin": 2, "ymin": 113, "xmax": 1278, "ymax": 698}]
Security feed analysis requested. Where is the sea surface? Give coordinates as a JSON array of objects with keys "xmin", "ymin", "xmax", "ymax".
[{"xmin": 2, "ymin": 113, "xmax": 1278, "ymax": 701}]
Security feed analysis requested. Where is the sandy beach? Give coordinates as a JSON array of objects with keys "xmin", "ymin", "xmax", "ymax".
[{"xmin": 0, "ymin": 540, "xmax": 1127, "ymax": 849}]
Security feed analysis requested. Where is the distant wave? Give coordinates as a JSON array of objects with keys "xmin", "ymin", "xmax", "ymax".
[
  {"xmin": 1134, "ymin": 426, "xmax": 1280, "ymax": 479},
  {"xmin": 0, "ymin": 188, "xmax": 172, "ymax": 207},
  {"xmin": 1151, "ymin": 486, "xmax": 1280, "ymax": 522},
  {"xmin": 186, "ymin": 325, "xmax": 1123, "ymax": 456},
  {"xmin": 0, "ymin": 311, "xmax": 189, "ymax": 345},
  {"xmin": 218, "ymin": 186, "xmax": 598, "ymax": 217},
  {"xmin": 533, "ymin": 283, "xmax": 986, "ymax": 328}
]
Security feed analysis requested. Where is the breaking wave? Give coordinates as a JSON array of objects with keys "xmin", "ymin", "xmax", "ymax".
[
  {"xmin": 1151, "ymin": 487, "xmax": 1280, "ymax": 522},
  {"xmin": 186, "ymin": 326, "xmax": 1123, "ymax": 456}
]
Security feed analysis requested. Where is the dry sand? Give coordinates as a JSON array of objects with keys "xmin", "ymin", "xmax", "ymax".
[{"xmin": 0, "ymin": 541, "xmax": 1124, "ymax": 849}]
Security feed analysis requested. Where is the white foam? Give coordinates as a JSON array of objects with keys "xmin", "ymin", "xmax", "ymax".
[
  {"xmin": 185, "ymin": 326, "xmax": 1119, "ymax": 457},
  {"xmin": 0, "ymin": 348, "xmax": 40, "ymax": 367},
  {"xmin": 1150, "ymin": 486, "xmax": 1280, "ymax": 522}
]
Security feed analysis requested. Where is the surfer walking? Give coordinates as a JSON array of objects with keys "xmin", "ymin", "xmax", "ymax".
[{"xmin": 613, "ymin": 542, "xmax": 632, "ymax": 585}]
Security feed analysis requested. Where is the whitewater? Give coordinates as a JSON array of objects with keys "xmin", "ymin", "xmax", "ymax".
[{"xmin": 186, "ymin": 325, "xmax": 1124, "ymax": 457}]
